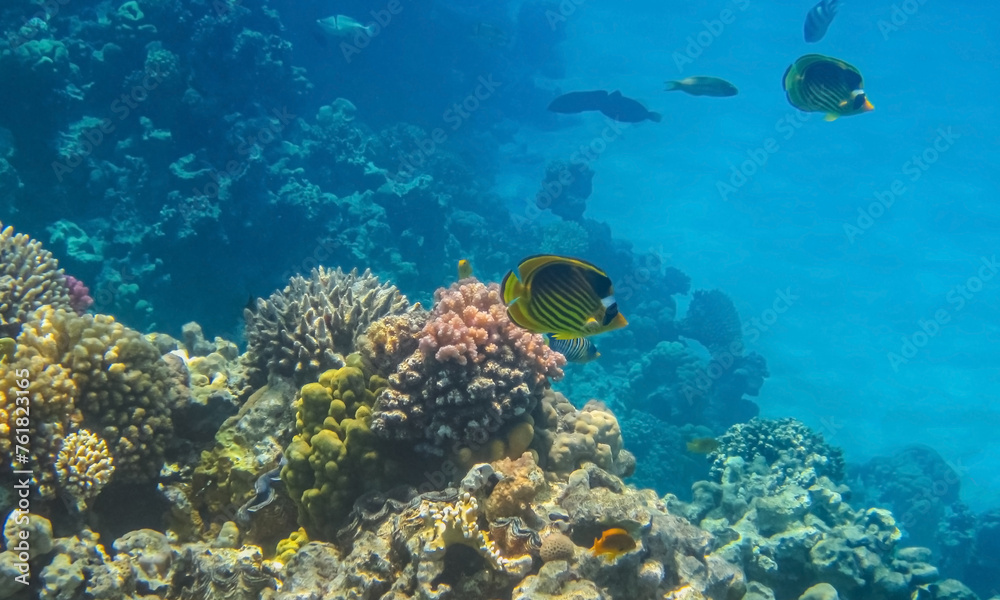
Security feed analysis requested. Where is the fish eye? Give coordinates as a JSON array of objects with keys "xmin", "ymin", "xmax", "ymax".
[
  {"xmin": 602, "ymin": 303, "xmax": 619, "ymax": 326},
  {"xmin": 852, "ymin": 93, "xmax": 867, "ymax": 110}
]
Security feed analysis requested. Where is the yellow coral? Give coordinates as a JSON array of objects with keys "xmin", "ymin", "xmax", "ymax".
[
  {"xmin": 55, "ymin": 429, "xmax": 115, "ymax": 511},
  {"xmin": 282, "ymin": 357, "xmax": 399, "ymax": 539},
  {"xmin": 275, "ymin": 527, "xmax": 309, "ymax": 564},
  {"xmin": 422, "ymin": 492, "xmax": 525, "ymax": 571}
]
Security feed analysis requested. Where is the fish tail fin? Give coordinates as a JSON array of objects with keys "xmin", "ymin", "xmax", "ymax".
[
  {"xmin": 824, "ymin": 113, "xmax": 839, "ymax": 121},
  {"xmin": 648, "ymin": 112, "xmax": 663, "ymax": 123},
  {"xmin": 664, "ymin": 81, "xmax": 680, "ymax": 91},
  {"xmin": 500, "ymin": 269, "xmax": 523, "ymax": 305}
]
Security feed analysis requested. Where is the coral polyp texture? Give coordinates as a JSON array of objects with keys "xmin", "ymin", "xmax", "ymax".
[
  {"xmin": 0, "ymin": 220, "xmax": 72, "ymax": 337},
  {"xmin": 709, "ymin": 416, "xmax": 845, "ymax": 482},
  {"xmin": 533, "ymin": 391, "xmax": 636, "ymax": 478},
  {"xmin": 369, "ymin": 279, "xmax": 566, "ymax": 455},
  {"xmin": 243, "ymin": 266, "xmax": 416, "ymax": 386},
  {"xmin": 0, "ymin": 306, "xmax": 175, "ymax": 497},
  {"xmin": 679, "ymin": 288, "xmax": 743, "ymax": 355},
  {"xmin": 54, "ymin": 429, "xmax": 115, "ymax": 512}
]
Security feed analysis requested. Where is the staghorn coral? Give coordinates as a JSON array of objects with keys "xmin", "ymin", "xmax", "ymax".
[
  {"xmin": 0, "ymin": 306, "xmax": 175, "ymax": 497},
  {"xmin": 0, "ymin": 220, "xmax": 73, "ymax": 337},
  {"xmin": 371, "ymin": 280, "xmax": 565, "ymax": 455},
  {"xmin": 55, "ymin": 429, "xmax": 115, "ymax": 512},
  {"xmin": 243, "ymin": 266, "xmax": 416, "ymax": 386},
  {"xmin": 533, "ymin": 391, "xmax": 635, "ymax": 478},
  {"xmin": 678, "ymin": 289, "xmax": 743, "ymax": 355}
]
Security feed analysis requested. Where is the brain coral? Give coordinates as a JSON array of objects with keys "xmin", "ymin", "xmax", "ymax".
[
  {"xmin": 0, "ymin": 220, "xmax": 72, "ymax": 337},
  {"xmin": 0, "ymin": 306, "xmax": 176, "ymax": 496},
  {"xmin": 243, "ymin": 267, "xmax": 416, "ymax": 386},
  {"xmin": 370, "ymin": 280, "xmax": 565, "ymax": 455}
]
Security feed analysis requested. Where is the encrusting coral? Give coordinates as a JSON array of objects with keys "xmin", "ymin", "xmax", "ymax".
[
  {"xmin": 54, "ymin": 429, "xmax": 115, "ymax": 512},
  {"xmin": 369, "ymin": 279, "xmax": 566, "ymax": 455},
  {"xmin": 243, "ymin": 266, "xmax": 416, "ymax": 386},
  {"xmin": 0, "ymin": 220, "xmax": 73, "ymax": 337}
]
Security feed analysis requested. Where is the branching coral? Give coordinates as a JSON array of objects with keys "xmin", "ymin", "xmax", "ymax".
[
  {"xmin": 55, "ymin": 429, "xmax": 115, "ymax": 511},
  {"xmin": 243, "ymin": 267, "xmax": 416, "ymax": 386},
  {"xmin": 370, "ymin": 280, "xmax": 565, "ymax": 455},
  {"xmin": 0, "ymin": 221, "xmax": 72, "ymax": 337}
]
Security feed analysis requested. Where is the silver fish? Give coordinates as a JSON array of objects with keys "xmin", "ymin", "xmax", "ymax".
[{"xmin": 317, "ymin": 14, "xmax": 374, "ymax": 38}]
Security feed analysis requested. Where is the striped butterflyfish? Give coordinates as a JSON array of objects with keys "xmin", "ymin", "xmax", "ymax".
[
  {"xmin": 783, "ymin": 54, "xmax": 873, "ymax": 121},
  {"xmin": 547, "ymin": 334, "xmax": 600, "ymax": 363},
  {"xmin": 501, "ymin": 255, "xmax": 628, "ymax": 339},
  {"xmin": 803, "ymin": 0, "xmax": 840, "ymax": 43}
]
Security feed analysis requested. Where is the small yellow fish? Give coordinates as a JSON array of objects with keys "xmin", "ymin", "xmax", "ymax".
[
  {"xmin": 591, "ymin": 527, "xmax": 636, "ymax": 560},
  {"xmin": 457, "ymin": 259, "xmax": 473, "ymax": 280},
  {"xmin": 501, "ymin": 254, "xmax": 628, "ymax": 339},
  {"xmin": 686, "ymin": 437, "xmax": 720, "ymax": 454}
]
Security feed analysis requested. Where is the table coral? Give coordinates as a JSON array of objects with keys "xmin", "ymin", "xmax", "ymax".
[
  {"xmin": 55, "ymin": 429, "xmax": 115, "ymax": 512},
  {"xmin": 0, "ymin": 220, "xmax": 73, "ymax": 337},
  {"xmin": 370, "ymin": 280, "xmax": 565, "ymax": 455},
  {"xmin": 243, "ymin": 266, "xmax": 416, "ymax": 386}
]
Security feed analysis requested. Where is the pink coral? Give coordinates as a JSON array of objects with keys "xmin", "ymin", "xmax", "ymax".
[
  {"xmin": 63, "ymin": 275, "xmax": 94, "ymax": 315},
  {"xmin": 418, "ymin": 281, "xmax": 565, "ymax": 381},
  {"xmin": 371, "ymin": 280, "xmax": 566, "ymax": 454}
]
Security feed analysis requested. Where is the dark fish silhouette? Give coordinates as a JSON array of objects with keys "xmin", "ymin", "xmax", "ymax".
[
  {"xmin": 548, "ymin": 90, "xmax": 660, "ymax": 123},
  {"xmin": 804, "ymin": 0, "xmax": 840, "ymax": 43},
  {"xmin": 548, "ymin": 90, "xmax": 610, "ymax": 114}
]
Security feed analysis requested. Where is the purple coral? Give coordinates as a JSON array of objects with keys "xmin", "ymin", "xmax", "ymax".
[
  {"xmin": 372, "ymin": 280, "xmax": 565, "ymax": 454},
  {"xmin": 64, "ymin": 275, "xmax": 94, "ymax": 315}
]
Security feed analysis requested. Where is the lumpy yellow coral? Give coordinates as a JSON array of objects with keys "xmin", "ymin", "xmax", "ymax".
[
  {"xmin": 282, "ymin": 357, "xmax": 399, "ymax": 539},
  {"xmin": 275, "ymin": 527, "xmax": 309, "ymax": 564}
]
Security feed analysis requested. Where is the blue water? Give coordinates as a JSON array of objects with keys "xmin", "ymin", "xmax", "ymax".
[
  {"xmin": 1, "ymin": 0, "xmax": 997, "ymax": 544},
  {"xmin": 488, "ymin": 0, "xmax": 1000, "ymax": 509}
]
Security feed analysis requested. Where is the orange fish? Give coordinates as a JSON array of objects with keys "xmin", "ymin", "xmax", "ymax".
[{"xmin": 590, "ymin": 528, "xmax": 636, "ymax": 560}]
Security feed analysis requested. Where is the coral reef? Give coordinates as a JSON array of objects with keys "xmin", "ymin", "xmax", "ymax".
[
  {"xmin": 243, "ymin": 267, "xmax": 416, "ymax": 386},
  {"xmin": 62, "ymin": 275, "xmax": 94, "ymax": 315},
  {"xmin": 54, "ymin": 429, "xmax": 115, "ymax": 512},
  {"xmin": 281, "ymin": 357, "xmax": 403, "ymax": 539},
  {"xmin": 0, "ymin": 221, "xmax": 72, "ymax": 337},
  {"xmin": 370, "ymin": 280, "xmax": 565, "ymax": 455},
  {"xmin": 536, "ymin": 159, "xmax": 595, "ymax": 222},
  {"xmin": 0, "ymin": 306, "xmax": 176, "ymax": 498},
  {"xmin": 679, "ymin": 289, "xmax": 743, "ymax": 355},
  {"xmin": 533, "ymin": 391, "xmax": 636, "ymax": 478},
  {"xmin": 669, "ymin": 418, "xmax": 956, "ymax": 600}
]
